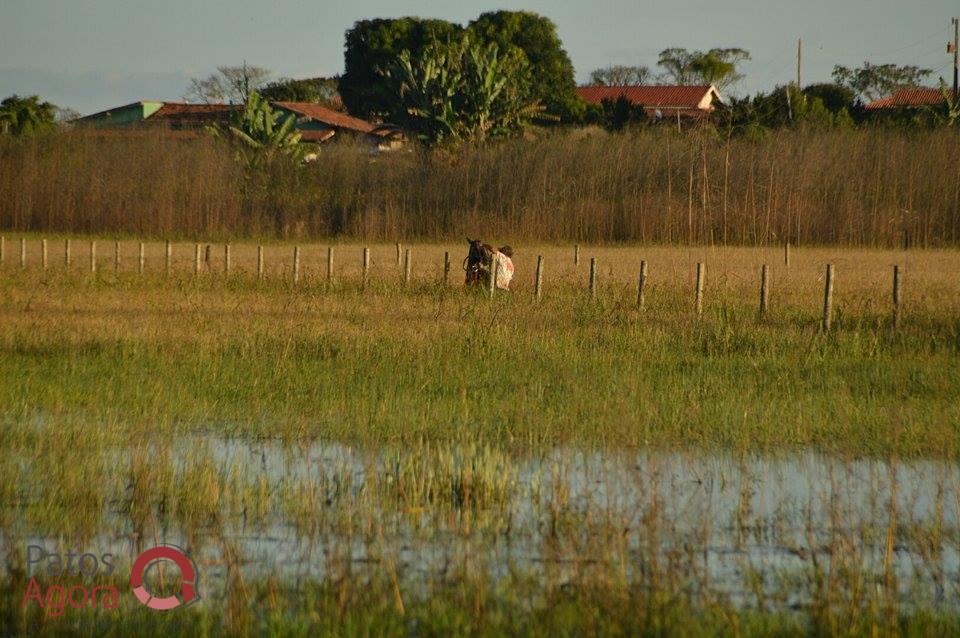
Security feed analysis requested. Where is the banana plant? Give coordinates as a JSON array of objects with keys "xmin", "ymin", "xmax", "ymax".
[
  {"xmin": 382, "ymin": 44, "xmax": 463, "ymax": 143},
  {"xmin": 210, "ymin": 91, "xmax": 305, "ymax": 169},
  {"xmin": 378, "ymin": 36, "xmax": 547, "ymax": 145}
]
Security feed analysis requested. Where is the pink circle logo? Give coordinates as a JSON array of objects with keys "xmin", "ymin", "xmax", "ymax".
[{"xmin": 130, "ymin": 545, "xmax": 200, "ymax": 611}]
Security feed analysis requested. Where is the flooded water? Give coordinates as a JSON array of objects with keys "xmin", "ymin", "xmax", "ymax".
[{"xmin": 8, "ymin": 435, "xmax": 960, "ymax": 610}]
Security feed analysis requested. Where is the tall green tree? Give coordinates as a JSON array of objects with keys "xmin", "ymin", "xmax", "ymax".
[
  {"xmin": 832, "ymin": 62, "xmax": 932, "ymax": 102},
  {"xmin": 259, "ymin": 77, "xmax": 340, "ymax": 104},
  {"xmin": 0, "ymin": 95, "xmax": 57, "ymax": 136},
  {"xmin": 378, "ymin": 36, "xmax": 543, "ymax": 144},
  {"xmin": 468, "ymin": 11, "xmax": 581, "ymax": 120},
  {"xmin": 657, "ymin": 48, "xmax": 750, "ymax": 91},
  {"xmin": 339, "ymin": 18, "xmax": 464, "ymax": 118},
  {"xmin": 802, "ymin": 83, "xmax": 855, "ymax": 113}
]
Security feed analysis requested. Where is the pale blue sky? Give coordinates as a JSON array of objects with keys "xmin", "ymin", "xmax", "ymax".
[{"xmin": 1, "ymin": 0, "xmax": 956, "ymax": 114}]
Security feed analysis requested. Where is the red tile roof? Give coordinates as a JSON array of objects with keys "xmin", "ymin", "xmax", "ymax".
[
  {"xmin": 865, "ymin": 88, "xmax": 944, "ymax": 109},
  {"xmin": 576, "ymin": 85, "xmax": 721, "ymax": 110},
  {"xmin": 152, "ymin": 103, "xmax": 239, "ymax": 116},
  {"xmin": 151, "ymin": 102, "xmax": 240, "ymax": 129},
  {"xmin": 272, "ymin": 101, "xmax": 375, "ymax": 133}
]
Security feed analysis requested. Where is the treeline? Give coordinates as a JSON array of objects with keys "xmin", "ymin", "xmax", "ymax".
[{"xmin": 2, "ymin": 126, "xmax": 958, "ymax": 246}]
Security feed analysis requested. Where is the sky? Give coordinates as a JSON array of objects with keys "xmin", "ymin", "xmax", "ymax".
[{"xmin": 1, "ymin": 0, "xmax": 956, "ymax": 115}]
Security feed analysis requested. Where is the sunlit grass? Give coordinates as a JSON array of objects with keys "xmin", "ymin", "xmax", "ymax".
[{"xmin": 1, "ymin": 240, "xmax": 959, "ymax": 635}]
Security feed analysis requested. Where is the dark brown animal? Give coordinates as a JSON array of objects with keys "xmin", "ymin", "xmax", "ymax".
[
  {"xmin": 464, "ymin": 238, "xmax": 494, "ymax": 286},
  {"xmin": 464, "ymin": 239, "xmax": 515, "ymax": 287}
]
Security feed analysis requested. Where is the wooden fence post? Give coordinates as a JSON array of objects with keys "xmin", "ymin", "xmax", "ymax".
[
  {"xmin": 0, "ymin": 236, "xmax": 4, "ymax": 264},
  {"xmin": 892, "ymin": 265, "xmax": 902, "ymax": 330},
  {"xmin": 114, "ymin": 241, "xmax": 120, "ymax": 273},
  {"xmin": 42, "ymin": 239, "xmax": 48, "ymax": 269},
  {"xmin": 165, "ymin": 240, "xmax": 172, "ymax": 275},
  {"xmin": 637, "ymin": 260, "xmax": 648, "ymax": 309},
  {"xmin": 194, "ymin": 243, "xmax": 202, "ymax": 275},
  {"xmin": 257, "ymin": 245, "xmax": 264, "ymax": 280},
  {"xmin": 759, "ymin": 264, "xmax": 769, "ymax": 318},
  {"xmin": 19, "ymin": 238, "xmax": 26, "ymax": 269},
  {"xmin": 695, "ymin": 262, "xmax": 705, "ymax": 317},
  {"xmin": 138, "ymin": 242, "xmax": 144, "ymax": 274},
  {"xmin": 443, "ymin": 251, "xmax": 450, "ymax": 286},
  {"xmin": 362, "ymin": 247, "xmax": 370, "ymax": 289},
  {"xmin": 822, "ymin": 264, "xmax": 834, "ymax": 332},
  {"xmin": 588, "ymin": 257, "xmax": 597, "ymax": 298},
  {"xmin": 488, "ymin": 255, "xmax": 496, "ymax": 299},
  {"xmin": 293, "ymin": 246, "xmax": 300, "ymax": 284},
  {"xmin": 89, "ymin": 241, "xmax": 96, "ymax": 274},
  {"xmin": 224, "ymin": 244, "xmax": 231, "ymax": 275},
  {"xmin": 396, "ymin": 243, "xmax": 402, "ymax": 266},
  {"xmin": 65, "ymin": 239, "xmax": 71, "ymax": 267},
  {"xmin": 404, "ymin": 248, "xmax": 412, "ymax": 286},
  {"xmin": 535, "ymin": 255, "xmax": 544, "ymax": 302},
  {"xmin": 326, "ymin": 246, "xmax": 334, "ymax": 285},
  {"xmin": 784, "ymin": 241, "xmax": 790, "ymax": 267},
  {"xmin": 574, "ymin": 244, "xmax": 580, "ymax": 266}
]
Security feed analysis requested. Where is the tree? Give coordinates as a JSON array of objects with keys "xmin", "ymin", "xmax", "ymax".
[
  {"xmin": 340, "ymin": 12, "xmax": 581, "ymax": 121},
  {"xmin": 599, "ymin": 95, "xmax": 648, "ymax": 130},
  {"xmin": 832, "ymin": 62, "xmax": 932, "ymax": 102},
  {"xmin": 55, "ymin": 107, "xmax": 82, "ymax": 124},
  {"xmin": 929, "ymin": 79, "xmax": 960, "ymax": 127},
  {"xmin": 657, "ymin": 48, "xmax": 750, "ymax": 91},
  {"xmin": 259, "ymin": 77, "xmax": 340, "ymax": 105},
  {"xmin": 468, "ymin": 11, "xmax": 581, "ymax": 120},
  {"xmin": 726, "ymin": 85, "xmax": 852, "ymax": 131},
  {"xmin": 459, "ymin": 39, "xmax": 545, "ymax": 140},
  {"xmin": 588, "ymin": 65, "xmax": 652, "ymax": 86},
  {"xmin": 339, "ymin": 18, "xmax": 464, "ymax": 118},
  {"xmin": 185, "ymin": 63, "xmax": 272, "ymax": 104},
  {"xmin": 210, "ymin": 91, "xmax": 304, "ymax": 170},
  {"xmin": 657, "ymin": 48, "xmax": 699, "ymax": 85},
  {"xmin": 378, "ymin": 35, "xmax": 544, "ymax": 144},
  {"xmin": 802, "ymin": 83, "xmax": 855, "ymax": 113},
  {"xmin": 0, "ymin": 95, "xmax": 58, "ymax": 136}
]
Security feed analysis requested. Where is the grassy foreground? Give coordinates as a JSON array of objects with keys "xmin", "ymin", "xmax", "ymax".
[
  {"xmin": 1, "ymin": 241, "xmax": 958, "ymax": 456},
  {"xmin": 2, "ymin": 240, "xmax": 960, "ymax": 636}
]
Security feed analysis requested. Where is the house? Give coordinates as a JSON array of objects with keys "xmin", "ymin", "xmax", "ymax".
[
  {"xmin": 74, "ymin": 101, "xmax": 166, "ymax": 128},
  {"xmin": 75, "ymin": 99, "xmax": 397, "ymax": 147},
  {"xmin": 270, "ymin": 101, "xmax": 376, "ymax": 142},
  {"xmin": 368, "ymin": 125, "xmax": 406, "ymax": 152},
  {"xmin": 864, "ymin": 88, "xmax": 945, "ymax": 110},
  {"xmin": 75, "ymin": 101, "xmax": 239, "ymax": 130},
  {"xmin": 576, "ymin": 85, "xmax": 724, "ymax": 120}
]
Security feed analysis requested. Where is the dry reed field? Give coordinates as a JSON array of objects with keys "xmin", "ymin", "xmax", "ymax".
[{"xmin": 3, "ymin": 127, "xmax": 960, "ymax": 245}]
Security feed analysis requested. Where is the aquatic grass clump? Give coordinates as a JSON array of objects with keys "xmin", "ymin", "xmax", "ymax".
[{"xmin": 383, "ymin": 441, "xmax": 518, "ymax": 514}]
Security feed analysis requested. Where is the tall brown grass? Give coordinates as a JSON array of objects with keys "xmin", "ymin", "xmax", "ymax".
[{"xmin": 2, "ymin": 126, "xmax": 959, "ymax": 245}]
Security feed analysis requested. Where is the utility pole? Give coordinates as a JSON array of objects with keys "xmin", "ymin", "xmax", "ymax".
[
  {"xmin": 951, "ymin": 18, "xmax": 959, "ymax": 102},
  {"xmin": 797, "ymin": 38, "xmax": 802, "ymax": 88}
]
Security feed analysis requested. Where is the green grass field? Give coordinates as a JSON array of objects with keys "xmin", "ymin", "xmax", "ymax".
[{"xmin": 1, "ymin": 240, "xmax": 959, "ymax": 636}]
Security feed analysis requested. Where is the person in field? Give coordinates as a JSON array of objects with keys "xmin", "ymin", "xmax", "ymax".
[{"xmin": 464, "ymin": 239, "xmax": 514, "ymax": 290}]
